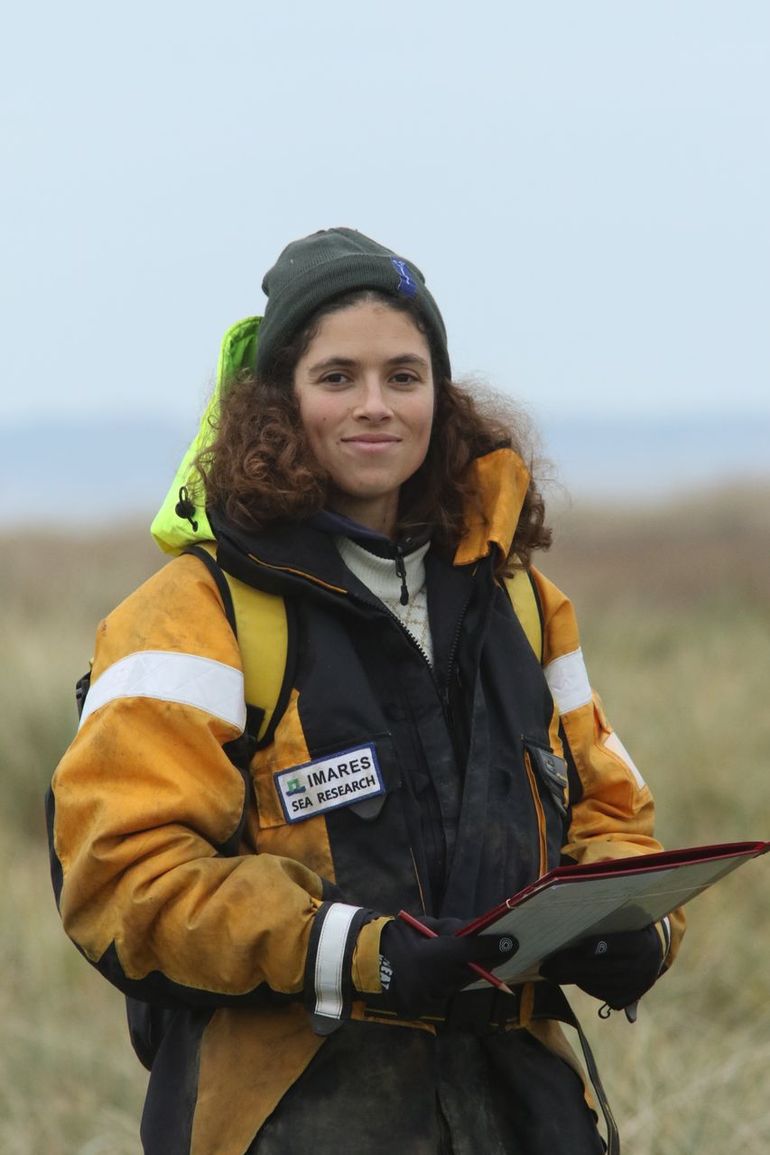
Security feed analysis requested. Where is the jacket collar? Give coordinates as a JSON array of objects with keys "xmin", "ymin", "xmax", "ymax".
[{"xmin": 452, "ymin": 447, "xmax": 530, "ymax": 567}]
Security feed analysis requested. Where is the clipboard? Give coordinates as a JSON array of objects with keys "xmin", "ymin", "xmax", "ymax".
[{"xmin": 458, "ymin": 840, "xmax": 770, "ymax": 985}]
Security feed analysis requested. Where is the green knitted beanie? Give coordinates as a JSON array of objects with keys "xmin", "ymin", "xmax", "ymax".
[{"xmin": 255, "ymin": 227, "xmax": 451, "ymax": 380}]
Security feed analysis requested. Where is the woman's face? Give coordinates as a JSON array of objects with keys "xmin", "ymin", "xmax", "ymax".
[{"xmin": 293, "ymin": 300, "xmax": 435, "ymax": 536}]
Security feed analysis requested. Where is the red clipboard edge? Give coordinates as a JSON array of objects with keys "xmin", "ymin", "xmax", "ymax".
[{"xmin": 457, "ymin": 840, "xmax": 770, "ymax": 937}]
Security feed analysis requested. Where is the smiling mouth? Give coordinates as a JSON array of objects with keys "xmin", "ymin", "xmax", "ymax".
[
  {"xmin": 342, "ymin": 435, "xmax": 401, "ymax": 444},
  {"xmin": 341, "ymin": 439, "xmax": 402, "ymax": 450}
]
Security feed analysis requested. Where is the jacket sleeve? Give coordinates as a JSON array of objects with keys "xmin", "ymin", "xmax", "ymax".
[
  {"xmin": 47, "ymin": 554, "xmax": 378, "ymax": 1010},
  {"xmin": 531, "ymin": 566, "xmax": 685, "ymax": 967}
]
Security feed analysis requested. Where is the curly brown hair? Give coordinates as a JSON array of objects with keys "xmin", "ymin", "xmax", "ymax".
[{"xmin": 196, "ymin": 291, "xmax": 551, "ymax": 570}]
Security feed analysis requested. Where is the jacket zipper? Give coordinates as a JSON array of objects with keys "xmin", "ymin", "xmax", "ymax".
[
  {"xmin": 394, "ymin": 543, "xmax": 409, "ymax": 606},
  {"xmin": 351, "ymin": 590, "xmax": 437, "ymax": 685},
  {"xmin": 445, "ymin": 568, "xmax": 478, "ymax": 687}
]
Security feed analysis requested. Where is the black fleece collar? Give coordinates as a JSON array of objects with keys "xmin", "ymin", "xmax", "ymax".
[{"xmin": 308, "ymin": 510, "xmax": 431, "ymax": 560}]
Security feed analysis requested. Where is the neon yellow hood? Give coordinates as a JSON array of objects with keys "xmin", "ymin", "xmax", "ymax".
[{"xmin": 151, "ymin": 316, "xmax": 262, "ymax": 554}]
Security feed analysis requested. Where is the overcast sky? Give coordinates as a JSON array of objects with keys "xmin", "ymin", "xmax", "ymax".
[{"xmin": 2, "ymin": 0, "xmax": 768, "ymax": 430}]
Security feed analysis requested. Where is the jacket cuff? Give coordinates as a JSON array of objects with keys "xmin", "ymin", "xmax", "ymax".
[
  {"xmin": 304, "ymin": 902, "xmax": 376, "ymax": 1034},
  {"xmin": 351, "ymin": 916, "xmax": 392, "ymax": 994}
]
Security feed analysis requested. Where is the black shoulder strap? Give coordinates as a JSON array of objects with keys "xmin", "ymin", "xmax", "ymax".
[
  {"xmin": 182, "ymin": 544, "xmax": 261, "ymax": 780},
  {"xmin": 183, "ymin": 544, "xmax": 238, "ymax": 638}
]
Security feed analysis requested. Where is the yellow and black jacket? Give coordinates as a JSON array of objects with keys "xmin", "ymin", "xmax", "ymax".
[{"xmin": 48, "ymin": 447, "xmax": 683, "ymax": 1155}]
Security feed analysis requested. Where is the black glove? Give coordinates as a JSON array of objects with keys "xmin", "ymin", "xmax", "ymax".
[
  {"xmin": 540, "ymin": 925, "xmax": 664, "ymax": 1010},
  {"xmin": 377, "ymin": 916, "xmax": 517, "ymax": 1017}
]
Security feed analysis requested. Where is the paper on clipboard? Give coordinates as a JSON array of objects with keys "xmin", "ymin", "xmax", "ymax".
[{"xmin": 459, "ymin": 840, "xmax": 769, "ymax": 986}]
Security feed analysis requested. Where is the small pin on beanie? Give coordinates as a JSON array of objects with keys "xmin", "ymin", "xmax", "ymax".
[{"xmin": 256, "ymin": 227, "xmax": 451, "ymax": 380}]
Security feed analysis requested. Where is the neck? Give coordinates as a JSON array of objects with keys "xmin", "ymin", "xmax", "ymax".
[{"xmin": 327, "ymin": 492, "xmax": 398, "ymax": 539}]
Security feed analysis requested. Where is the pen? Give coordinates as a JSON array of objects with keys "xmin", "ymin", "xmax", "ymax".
[{"xmin": 397, "ymin": 910, "xmax": 515, "ymax": 996}]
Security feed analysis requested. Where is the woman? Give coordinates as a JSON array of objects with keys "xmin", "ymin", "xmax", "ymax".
[{"xmin": 48, "ymin": 228, "xmax": 683, "ymax": 1155}]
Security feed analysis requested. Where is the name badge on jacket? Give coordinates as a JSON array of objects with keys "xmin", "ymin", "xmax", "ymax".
[{"xmin": 275, "ymin": 743, "xmax": 384, "ymax": 823}]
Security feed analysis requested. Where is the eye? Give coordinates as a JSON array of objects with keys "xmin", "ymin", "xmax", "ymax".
[
  {"xmin": 390, "ymin": 371, "xmax": 419, "ymax": 386},
  {"xmin": 320, "ymin": 372, "xmax": 351, "ymax": 386}
]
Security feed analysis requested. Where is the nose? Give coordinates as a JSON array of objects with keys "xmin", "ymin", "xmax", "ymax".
[{"xmin": 353, "ymin": 377, "xmax": 393, "ymax": 422}]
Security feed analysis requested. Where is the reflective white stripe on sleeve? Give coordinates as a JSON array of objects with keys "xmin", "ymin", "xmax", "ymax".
[
  {"xmin": 544, "ymin": 647, "xmax": 593, "ymax": 714},
  {"xmin": 603, "ymin": 730, "xmax": 646, "ymax": 789},
  {"xmin": 314, "ymin": 903, "xmax": 361, "ymax": 1019},
  {"xmin": 78, "ymin": 650, "xmax": 247, "ymax": 732}
]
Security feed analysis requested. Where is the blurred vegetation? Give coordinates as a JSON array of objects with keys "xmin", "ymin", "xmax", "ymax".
[{"xmin": 2, "ymin": 485, "xmax": 769, "ymax": 1153}]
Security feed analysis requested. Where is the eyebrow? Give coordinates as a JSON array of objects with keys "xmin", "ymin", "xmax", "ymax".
[{"xmin": 307, "ymin": 353, "xmax": 431, "ymax": 374}]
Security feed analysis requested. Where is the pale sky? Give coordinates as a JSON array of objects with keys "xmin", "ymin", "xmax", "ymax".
[{"xmin": 2, "ymin": 0, "xmax": 768, "ymax": 428}]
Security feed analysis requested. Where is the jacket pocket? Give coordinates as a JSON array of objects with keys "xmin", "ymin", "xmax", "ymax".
[{"xmin": 523, "ymin": 740, "xmax": 569, "ymax": 875}]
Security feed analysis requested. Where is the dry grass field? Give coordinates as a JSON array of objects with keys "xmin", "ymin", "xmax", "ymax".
[{"xmin": 2, "ymin": 484, "xmax": 769, "ymax": 1154}]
